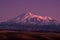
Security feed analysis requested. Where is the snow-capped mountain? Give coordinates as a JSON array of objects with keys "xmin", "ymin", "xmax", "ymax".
[
  {"xmin": 0, "ymin": 12, "xmax": 60, "ymax": 32},
  {"xmin": 9, "ymin": 12, "xmax": 59, "ymax": 25}
]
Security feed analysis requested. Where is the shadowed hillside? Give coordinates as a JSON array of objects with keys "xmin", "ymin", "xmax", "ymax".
[{"xmin": 0, "ymin": 31, "xmax": 60, "ymax": 40}]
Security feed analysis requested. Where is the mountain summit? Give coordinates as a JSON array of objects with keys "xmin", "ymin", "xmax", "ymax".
[{"xmin": 9, "ymin": 12, "xmax": 58, "ymax": 25}]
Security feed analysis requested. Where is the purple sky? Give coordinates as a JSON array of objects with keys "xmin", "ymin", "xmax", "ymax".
[{"xmin": 0, "ymin": 0, "xmax": 60, "ymax": 22}]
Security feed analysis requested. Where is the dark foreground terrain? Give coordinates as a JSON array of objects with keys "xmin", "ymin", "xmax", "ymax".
[{"xmin": 0, "ymin": 31, "xmax": 60, "ymax": 40}]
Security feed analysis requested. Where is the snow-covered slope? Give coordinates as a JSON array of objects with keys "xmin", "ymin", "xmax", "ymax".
[{"xmin": 9, "ymin": 12, "xmax": 58, "ymax": 25}]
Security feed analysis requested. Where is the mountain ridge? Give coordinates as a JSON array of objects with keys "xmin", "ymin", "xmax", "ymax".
[{"xmin": 9, "ymin": 12, "xmax": 58, "ymax": 25}]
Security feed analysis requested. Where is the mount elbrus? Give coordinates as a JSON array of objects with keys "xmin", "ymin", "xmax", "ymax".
[
  {"xmin": 9, "ymin": 12, "xmax": 59, "ymax": 25},
  {"xmin": 0, "ymin": 12, "xmax": 60, "ymax": 32}
]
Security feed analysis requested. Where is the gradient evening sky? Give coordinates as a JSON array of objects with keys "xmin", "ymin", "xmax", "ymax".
[{"xmin": 0, "ymin": 0, "xmax": 60, "ymax": 22}]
